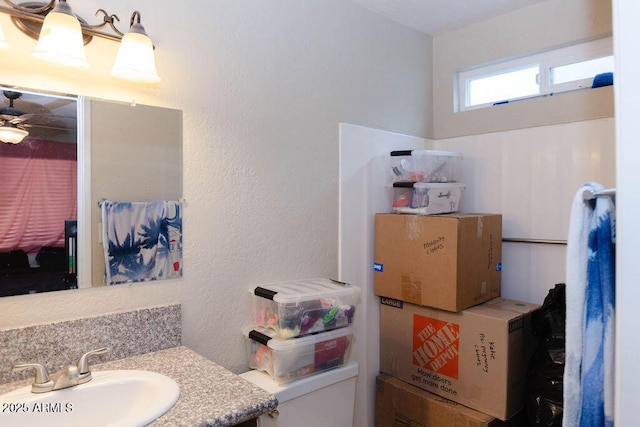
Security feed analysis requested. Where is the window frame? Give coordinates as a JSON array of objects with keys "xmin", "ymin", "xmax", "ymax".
[{"xmin": 456, "ymin": 36, "xmax": 613, "ymax": 112}]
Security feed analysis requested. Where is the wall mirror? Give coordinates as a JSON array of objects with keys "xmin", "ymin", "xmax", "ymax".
[{"xmin": 0, "ymin": 85, "xmax": 183, "ymax": 297}]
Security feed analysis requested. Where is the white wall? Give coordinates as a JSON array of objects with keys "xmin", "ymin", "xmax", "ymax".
[
  {"xmin": 435, "ymin": 118, "xmax": 615, "ymax": 304},
  {"xmin": 432, "ymin": 0, "xmax": 613, "ymax": 138},
  {"xmin": 612, "ymin": 0, "xmax": 640, "ymax": 423},
  {"xmin": 0, "ymin": 0, "xmax": 433, "ymax": 377},
  {"xmin": 339, "ymin": 123, "xmax": 428, "ymax": 427}
]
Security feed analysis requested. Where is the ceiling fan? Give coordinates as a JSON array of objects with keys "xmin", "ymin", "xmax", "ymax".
[{"xmin": 0, "ymin": 89, "xmax": 77, "ymax": 144}]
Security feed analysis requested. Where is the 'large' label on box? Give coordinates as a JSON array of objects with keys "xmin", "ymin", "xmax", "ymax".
[{"xmin": 413, "ymin": 315, "xmax": 460, "ymax": 379}]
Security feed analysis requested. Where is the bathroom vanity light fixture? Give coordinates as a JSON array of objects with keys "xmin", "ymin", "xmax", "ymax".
[{"xmin": 0, "ymin": 0, "xmax": 161, "ymax": 83}]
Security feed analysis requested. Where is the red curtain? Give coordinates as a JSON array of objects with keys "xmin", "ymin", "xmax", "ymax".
[{"xmin": 0, "ymin": 138, "xmax": 77, "ymax": 253}]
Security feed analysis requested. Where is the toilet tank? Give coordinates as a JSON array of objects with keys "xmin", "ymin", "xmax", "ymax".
[{"xmin": 240, "ymin": 361, "xmax": 358, "ymax": 427}]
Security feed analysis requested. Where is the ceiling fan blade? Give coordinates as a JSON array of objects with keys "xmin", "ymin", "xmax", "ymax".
[
  {"xmin": 1, "ymin": 87, "xmax": 77, "ymax": 143},
  {"xmin": 2, "ymin": 91, "xmax": 76, "ymax": 119},
  {"xmin": 18, "ymin": 113, "xmax": 76, "ymax": 129},
  {"xmin": 40, "ymin": 97, "xmax": 76, "ymax": 112}
]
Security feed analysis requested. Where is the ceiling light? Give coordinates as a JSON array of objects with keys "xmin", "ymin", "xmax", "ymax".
[
  {"xmin": 0, "ymin": 90, "xmax": 29, "ymax": 143},
  {"xmin": 32, "ymin": 0, "xmax": 87, "ymax": 68},
  {"xmin": 110, "ymin": 12, "xmax": 160, "ymax": 84},
  {"xmin": 0, "ymin": 123, "xmax": 28, "ymax": 144}
]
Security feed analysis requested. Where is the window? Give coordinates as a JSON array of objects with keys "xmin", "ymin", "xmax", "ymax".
[
  {"xmin": 0, "ymin": 139, "xmax": 77, "ymax": 253},
  {"xmin": 457, "ymin": 37, "xmax": 613, "ymax": 111}
]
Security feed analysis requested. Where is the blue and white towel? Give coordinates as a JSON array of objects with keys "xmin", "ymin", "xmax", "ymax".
[
  {"xmin": 101, "ymin": 199, "xmax": 182, "ymax": 285},
  {"xmin": 564, "ymin": 183, "xmax": 616, "ymax": 427}
]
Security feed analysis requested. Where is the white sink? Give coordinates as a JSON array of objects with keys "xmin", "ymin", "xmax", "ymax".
[{"xmin": 0, "ymin": 370, "xmax": 180, "ymax": 427}]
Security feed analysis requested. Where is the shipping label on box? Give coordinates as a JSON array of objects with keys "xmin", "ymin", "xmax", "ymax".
[
  {"xmin": 374, "ymin": 213, "xmax": 502, "ymax": 311},
  {"xmin": 379, "ymin": 297, "xmax": 540, "ymax": 420}
]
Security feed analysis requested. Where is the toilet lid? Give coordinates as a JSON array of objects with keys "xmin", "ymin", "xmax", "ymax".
[{"xmin": 239, "ymin": 361, "xmax": 358, "ymax": 403}]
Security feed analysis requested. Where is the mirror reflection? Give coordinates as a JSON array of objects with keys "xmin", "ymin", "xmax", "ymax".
[
  {"xmin": 88, "ymin": 99, "xmax": 183, "ymax": 288},
  {"xmin": 0, "ymin": 87, "xmax": 78, "ymax": 297},
  {"xmin": 0, "ymin": 86, "xmax": 183, "ymax": 298}
]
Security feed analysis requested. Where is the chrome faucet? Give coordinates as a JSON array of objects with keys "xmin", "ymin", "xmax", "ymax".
[
  {"xmin": 76, "ymin": 348, "xmax": 108, "ymax": 384},
  {"xmin": 13, "ymin": 348, "xmax": 108, "ymax": 393}
]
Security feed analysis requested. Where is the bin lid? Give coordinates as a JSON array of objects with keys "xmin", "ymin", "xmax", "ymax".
[
  {"xmin": 242, "ymin": 324, "xmax": 355, "ymax": 350},
  {"xmin": 392, "ymin": 182, "xmax": 466, "ymax": 189},
  {"xmin": 390, "ymin": 149, "xmax": 462, "ymax": 158},
  {"xmin": 249, "ymin": 278, "xmax": 360, "ymax": 304}
]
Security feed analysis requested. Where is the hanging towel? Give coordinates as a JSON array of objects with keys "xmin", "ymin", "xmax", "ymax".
[
  {"xmin": 563, "ymin": 183, "xmax": 616, "ymax": 427},
  {"xmin": 101, "ymin": 199, "xmax": 182, "ymax": 285}
]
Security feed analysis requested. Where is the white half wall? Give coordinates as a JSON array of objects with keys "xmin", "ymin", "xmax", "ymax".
[
  {"xmin": 434, "ymin": 118, "xmax": 615, "ymax": 304},
  {"xmin": 339, "ymin": 123, "xmax": 427, "ymax": 427}
]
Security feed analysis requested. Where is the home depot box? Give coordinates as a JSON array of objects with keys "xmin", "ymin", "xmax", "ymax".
[
  {"xmin": 374, "ymin": 213, "xmax": 502, "ymax": 311},
  {"xmin": 375, "ymin": 374, "xmax": 525, "ymax": 427},
  {"xmin": 379, "ymin": 297, "xmax": 540, "ymax": 420}
]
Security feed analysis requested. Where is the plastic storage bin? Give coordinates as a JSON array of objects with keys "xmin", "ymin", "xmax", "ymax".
[
  {"xmin": 248, "ymin": 278, "xmax": 360, "ymax": 339},
  {"xmin": 243, "ymin": 325, "xmax": 355, "ymax": 384},
  {"xmin": 391, "ymin": 182, "xmax": 465, "ymax": 215},
  {"xmin": 389, "ymin": 150, "xmax": 462, "ymax": 183}
]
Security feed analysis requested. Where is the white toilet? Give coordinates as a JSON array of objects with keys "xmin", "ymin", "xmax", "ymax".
[{"xmin": 240, "ymin": 361, "xmax": 358, "ymax": 427}]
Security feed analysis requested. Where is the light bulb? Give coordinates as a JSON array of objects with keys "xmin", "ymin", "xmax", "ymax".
[
  {"xmin": 110, "ymin": 18, "xmax": 160, "ymax": 84},
  {"xmin": 33, "ymin": 0, "xmax": 88, "ymax": 68},
  {"xmin": 0, "ymin": 23, "xmax": 9, "ymax": 49},
  {"xmin": 0, "ymin": 126, "xmax": 29, "ymax": 144}
]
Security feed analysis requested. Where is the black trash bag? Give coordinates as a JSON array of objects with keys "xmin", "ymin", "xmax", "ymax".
[{"xmin": 525, "ymin": 283, "xmax": 566, "ymax": 427}]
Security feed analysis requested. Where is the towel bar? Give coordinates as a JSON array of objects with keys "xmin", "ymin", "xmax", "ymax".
[
  {"xmin": 583, "ymin": 188, "xmax": 616, "ymax": 201},
  {"xmin": 502, "ymin": 237, "xmax": 567, "ymax": 245}
]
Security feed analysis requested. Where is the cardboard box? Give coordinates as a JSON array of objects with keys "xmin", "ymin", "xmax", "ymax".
[
  {"xmin": 375, "ymin": 374, "xmax": 525, "ymax": 427},
  {"xmin": 374, "ymin": 213, "xmax": 502, "ymax": 311},
  {"xmin": 379, "ymin": 297, "xmax": 540, "ymax": 420}
]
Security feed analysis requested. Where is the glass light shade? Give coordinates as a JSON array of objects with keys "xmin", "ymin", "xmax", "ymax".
[
  {"xmin": 0, "ymin": 126, "xmax": 29, "ymax": 144},
  {"xmin": 110, "ymin": 30, "xmax": 160, "ymax": 83},
  {"xmin": 0, "ymin": 24, "xmax": 9, "ymax": 49},
  {"xmin": 33, "ymin": 3, "xmax": 88, "ymax": 68}
]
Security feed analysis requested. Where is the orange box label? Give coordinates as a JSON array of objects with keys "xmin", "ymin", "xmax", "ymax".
[{"xmin": 412, "ymin": 314, "xmax": 460, "ymax": 379}]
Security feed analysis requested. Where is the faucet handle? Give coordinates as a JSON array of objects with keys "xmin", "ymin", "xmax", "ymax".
[
  {"xmin": 76, "ymin": 348, "xmax": 108, "ymax": 383},
  {"xmin": 13, "ymin": 363, "xmax": 54, "ymax": 393}
]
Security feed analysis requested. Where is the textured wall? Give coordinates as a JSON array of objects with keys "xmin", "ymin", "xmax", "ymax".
[{"xmin": 0, "ymin": 0, "xmax": 433, "ymax": 377}]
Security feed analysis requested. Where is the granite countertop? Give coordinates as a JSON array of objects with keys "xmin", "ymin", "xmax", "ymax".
[{"xmin": 0, "ymin": 346, "xmax": 278, "ymax": 427}]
